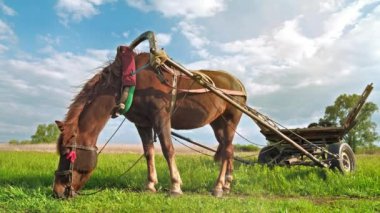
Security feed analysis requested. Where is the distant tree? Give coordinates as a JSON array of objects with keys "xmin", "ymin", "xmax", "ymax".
[
  {"xmin": 8, "ymin": 139, "xmax": 32, "ymax": 144},
  {"xmin": 8, "ymin": 139, "xmax": 20, "ymax": 144},
  {"xmin": 31, "ymin": 123, "xmax": 60, "ymax": 144},
  {"xmin": 319, "ymin": 93, "xmax": 379, "ymax": 152}
]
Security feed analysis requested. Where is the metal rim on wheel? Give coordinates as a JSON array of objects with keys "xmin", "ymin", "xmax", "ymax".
[
  {"xmin": 328, "ymin": 142, "xmax": 356, "ymax": 173},
  {"xmin": 341, "ymin": 152, "xmax": 351, "ymax": 172}
]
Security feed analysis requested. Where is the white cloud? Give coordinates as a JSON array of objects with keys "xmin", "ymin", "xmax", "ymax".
[
  {"xmin": 178, "ymin": 21, "xmax": 209, "ymax": 49},
  {"xmin": 218, "ymin": 17, "xmax": 317, "ymax": 69},
  {"xmin": 38, "ymin": 34, "xmax": 61, "ymax": 46},
  {"xmin": 0, "ymin": 47, "xmax": 116, "ymax": 141},
  {"xmin": 319, "ymin": 0, "xmax": 345, "ymax": 12},
  {"xmin": 55, "ymin": 0, "xmax": 114, "ymax": 25},
  {"xmin": 318, "ymin": 0, "xmax": 374, "ymax": 46},
  {"xmin": 0, "ymin": 43, "xmax": 8, "ymax": 53},
  {"xmin": 126, "ymin": 0, "xmax": 226, "ymax": 19},
  {"xmin": 122, "ymin": 31, "xmax": 130, "ymax": 39},
  {"xmin": 156, "ymin": 33, "xmax": 172, "ymax": 47},
  {"xmin": 126, "ymin": 1, "xmax": 224, "ymax": 57},
  {"xmin": 0, "ymin": 0, "xmax": 16, "ymax": 16},
  {"xmin": 0, "ymin": 19, "xmax": 16, "ymax": 42},
  {"xmin": 246, "ymin": 83, "xmax": 281, "ymax": 96},
  {"xmin": 0, "ymin": 19, "xmax": 16, "ymax": 53},
  {"xmin": 273, "ymin": 18, "xmax": 318, "ymax": 65}
]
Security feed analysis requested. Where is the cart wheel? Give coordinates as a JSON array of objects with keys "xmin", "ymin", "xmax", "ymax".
[
  {"xmin": 258, "ymin": 146, "xmax": 281, "ymax": 165},
  {"xmin": 328, "ymin": 143, "xmax": 356, "ymax": 173}
]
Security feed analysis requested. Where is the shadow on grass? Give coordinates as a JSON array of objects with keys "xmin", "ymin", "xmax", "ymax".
[{"xmin": 283, "ymin": 167, "xmax": 329, "ymax": 181}]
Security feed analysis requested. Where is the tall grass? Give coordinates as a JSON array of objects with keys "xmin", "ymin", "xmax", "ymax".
[{"xmin": 0, "ymin": 151, "xmax": 379, "ymax": 212}]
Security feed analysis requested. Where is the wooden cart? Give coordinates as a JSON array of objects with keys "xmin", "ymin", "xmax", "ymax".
[{"xmin": 258, "ymin": 84, "xmax": 373, "ymax": 172}]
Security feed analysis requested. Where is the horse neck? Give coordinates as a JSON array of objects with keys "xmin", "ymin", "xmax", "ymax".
[{"xmin": 76, "ymin": 86, "xmax": 118, "ymax": 148}]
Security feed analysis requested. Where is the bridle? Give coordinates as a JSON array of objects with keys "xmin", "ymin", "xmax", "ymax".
[{"xmin": 54, "ymin": 138, "xmax": 98, "ymax": 198}]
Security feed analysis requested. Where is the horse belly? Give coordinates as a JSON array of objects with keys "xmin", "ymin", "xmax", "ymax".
[{"xmin": 170, "ymin": 95, "xmax": 225, "ymax": 129}]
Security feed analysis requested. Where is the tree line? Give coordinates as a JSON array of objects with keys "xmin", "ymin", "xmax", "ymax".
[{"xmin": 9, "ymin": 123, "xmax": 60, "ymax": 144}]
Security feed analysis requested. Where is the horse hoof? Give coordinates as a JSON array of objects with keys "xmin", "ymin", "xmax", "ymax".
[
  {"xmin": 170, "ymin": 190, "xmax": 183, "ymax": 197},
  {"xmin": 145, "ymin": 187, "xmax": 157, "ymax": 193},
  {"xmin": 222, "ymin": 187, "xmax": 230, "ymax": 195},
  {"xmin": 212, "ymin": 189, "xmax": 224, "ymax": 198},
  {"xmin": 145, "ymin": 182, "xmax": 157, "ymax": 193}
]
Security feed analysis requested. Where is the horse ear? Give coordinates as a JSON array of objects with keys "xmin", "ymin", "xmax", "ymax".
[{"xmin": 55, "ymin": 120, "xmax": 64, "ymax": 132}]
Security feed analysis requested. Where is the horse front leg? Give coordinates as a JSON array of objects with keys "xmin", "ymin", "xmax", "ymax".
[
  {"xmin": 154, "ymin": 118, "xmax": 183, "ymax": 196},
  {"xmin": 136, "ymin": 125, "xmax": 158, "ymax": 192}
]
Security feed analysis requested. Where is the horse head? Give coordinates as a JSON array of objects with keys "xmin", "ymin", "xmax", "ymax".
[
  {"xmin": 53, "ymin": 120, "xmax": 98, "ymax": 198},
  {"xmin": 52, "ymin": 46, "xmax": 134, "ymax": 198}
]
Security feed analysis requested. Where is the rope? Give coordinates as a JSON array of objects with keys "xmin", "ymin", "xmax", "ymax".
[
  {"xmin": 97, "ymin": 118, "xmax": 127, "ymax": 155},
  {"xmin": 172, "ymin": 136, "xmax": 214, "ymax": 157},
  {"xmin": 78, "ymin": 153, "xmax": 145, "ymax": 196},
  {"xmin": 172, "ymin": 133, "xmax": 256, "ymax": 165},
  {"xmin": 78, "ymin": 117, "xmax": 142, "ymax": 196}
]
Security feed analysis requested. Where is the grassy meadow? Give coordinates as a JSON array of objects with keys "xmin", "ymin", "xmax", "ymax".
[{"xmin": 0, "ymin": 151, "xmax": 379, "ymax": 212}]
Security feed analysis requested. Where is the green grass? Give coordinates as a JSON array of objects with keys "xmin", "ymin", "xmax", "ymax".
[
  {"xmin": 234, "ymin": 144, "xmax": 260, "ymax": 152},
  {"xmin": 1, "ymin": 151, "xmax": 379, "ymax": 212}
]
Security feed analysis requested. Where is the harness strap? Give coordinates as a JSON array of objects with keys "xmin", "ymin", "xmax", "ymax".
[
  {"xmin": 158, "ymin": 64, "xmax": 245, "ymax": 97},
  {"xmin": 65, "ymin": 144, "xmax": 98, "ymax": 151},
  {"xmin": 55, "ymin": 170, "xmax": 72, "ymax": 176}
]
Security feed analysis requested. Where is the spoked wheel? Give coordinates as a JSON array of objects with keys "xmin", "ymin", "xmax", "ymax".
[
  {"xmin": 258, "ymin": 146, "xmax": 281, "ymax": 165},
  {"xmin": 328, "ymin": 143, "xmax": 356, "ymax": 173}
]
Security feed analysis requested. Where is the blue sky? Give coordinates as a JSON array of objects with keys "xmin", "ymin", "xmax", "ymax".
[{"xmin": 0, "ymin": 0, "xmax": 379, "ymax": 146}]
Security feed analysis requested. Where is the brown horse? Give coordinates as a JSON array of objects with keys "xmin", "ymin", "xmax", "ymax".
[{"xmin": 53, "ymin": 47, "xmax": 247, "ymax": 198}]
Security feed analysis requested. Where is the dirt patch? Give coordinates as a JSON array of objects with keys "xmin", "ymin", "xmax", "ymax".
[{"xmin": 0, "ymin": 143, "xmax": 217, "ymax": 155}]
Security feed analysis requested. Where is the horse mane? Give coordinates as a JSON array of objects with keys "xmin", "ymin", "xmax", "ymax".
[
  {"xmin": 63, "ymin": 52, "xmax": 142, "ymax": 125},
  {"xmin": 56, "ymin": 50, "xmax": 144, "ymax": 150},
  {"xmin": 57, "ymin": 61, "xmax": 116, "ymax": 150},
  {"xmin": 65, "ymin": 70, "xmax": 103, "ymax": 125}
]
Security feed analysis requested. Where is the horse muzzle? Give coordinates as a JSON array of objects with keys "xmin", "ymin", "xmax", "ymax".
[{"xmin": 53, "ymin": 186, "xmax": 77, "ymax": 199}]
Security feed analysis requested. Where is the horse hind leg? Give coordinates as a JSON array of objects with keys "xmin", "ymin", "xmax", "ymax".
[
  {"xmin": 223, "ymin": 157, "xmax": 234, "ymax": 194},
  {"xmin": 136, "ymin": 125, "xmax": 158, "ymax": 192},
  {"xmin": 211, "ymin": 113, "xmax": 241, "ymax": 197},
  {"xmin": 210, "ymin": 119, "xmax": 228, "ymax": 197},
  {"xmin": 223, "ymin": 120, "xmax": 240, "ymax": 195}
]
